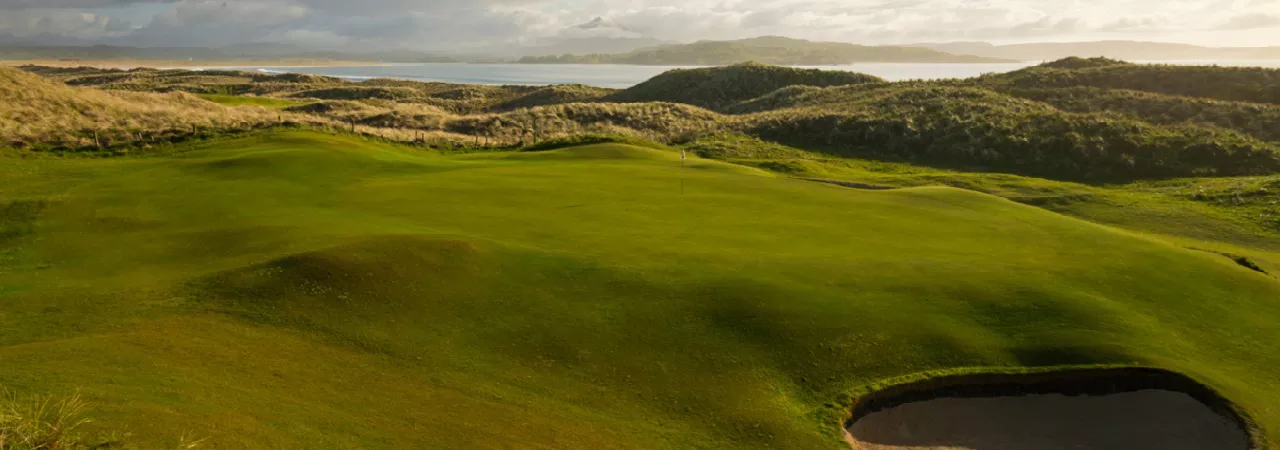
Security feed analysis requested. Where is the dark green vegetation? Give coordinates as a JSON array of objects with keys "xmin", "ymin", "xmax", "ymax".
[
  {"xmin": 517, "ymin": 36, "xmax": 1014, "ymax": 65},
  {"xmin": 975, "ymin": 61, "xmax": 1280, "ymax": 105},
  {"xmin": 18, "ymin": 59, "xmax": 1280, "ymax": 182},
  {"xmin": 602, "ymin": 63, "xmax": 884, "ymax": 109},
  {"xmin": 1, "ymin": 130, "xmax": 1278, "ymax": 448}
]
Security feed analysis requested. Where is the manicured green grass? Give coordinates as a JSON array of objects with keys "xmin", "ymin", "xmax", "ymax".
[
  {"xmin": 687, "ymin": 135, "xmax": 1280, "ymax": 255},
  {"xmin": 1, "ymin": 131, "xmax": 1278, "ymax": 448},
  {"xmin": 197, "ymin": 93, "xmax": 306, "ymax": 109}
]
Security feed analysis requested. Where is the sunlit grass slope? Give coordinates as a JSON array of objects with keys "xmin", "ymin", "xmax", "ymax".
[{"xmin": 1, "ymin": 131, "xmax": 1279, "ymax": 448}]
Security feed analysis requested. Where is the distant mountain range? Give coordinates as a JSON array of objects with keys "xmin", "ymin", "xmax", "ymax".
[
  {"xmin": 907, "ymin": 40, "xmax": 1280, "ymax": 61},
  {"xmin": 517, "ymin": 36, "xmax": 1013, "ymax": 65},
  {"xmin": 0, "ymin": 44, "xmax": 460, "ymax": 63},
  {"xmin": 5, "ymin": 34, "xmax": 1280, "ymax": 66}
]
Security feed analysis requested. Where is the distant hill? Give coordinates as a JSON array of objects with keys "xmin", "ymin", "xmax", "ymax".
[
  {"xmin": 909, "ymin": 40, "xmax": 1280, "ymax": 62},
  {"xmin": 518, "ymin": 36, "xmax": 1015, "ymax": 65},
  {"xmin": 0, "ymin": 44, "xmax": 459, "ymax": 63},
  {"xmin": 604, "ymin": 63, "xmax": 885, "ymax": 109}
]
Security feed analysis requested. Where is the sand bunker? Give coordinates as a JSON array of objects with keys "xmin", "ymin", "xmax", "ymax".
[{"xmin": 845, "ymin": 389, "xmax": 1249, "ymax": 450}]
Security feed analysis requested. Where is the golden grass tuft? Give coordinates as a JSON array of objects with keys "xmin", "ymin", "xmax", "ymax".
[{"xmin": 0, "ymin": 388, "xmax": 92, "ymax": 449}]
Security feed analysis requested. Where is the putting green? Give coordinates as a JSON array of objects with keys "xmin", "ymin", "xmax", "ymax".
[{"xmin": 1, "ymin": 131, "xmax": 1277, "ymax": 448}]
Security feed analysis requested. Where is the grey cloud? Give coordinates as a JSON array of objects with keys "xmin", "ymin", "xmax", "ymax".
[
  {"xmin": 0, "ymin": 0, "xmax": 177, "ymax": 9},
  {"xmin": 0, "ymin": 9, "xmax": 134, "ymax": 39}
]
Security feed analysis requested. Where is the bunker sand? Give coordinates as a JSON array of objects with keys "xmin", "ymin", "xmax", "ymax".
[{"xmin": 845, "ymin": 389, "xmax": 1248, "ymax": 450}]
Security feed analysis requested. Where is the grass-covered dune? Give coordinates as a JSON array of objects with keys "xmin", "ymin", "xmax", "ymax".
[
  {"xmin": 1, "ymin": 131, "xmax": 1279, "ymax": 448},
  {"xmin": 741, "ymin": 84, "xmax": 1280, "ymax": 180},
  {"xmin": 996, "ymin": 86, "xmax": 1280, "ymax": 143},
  {"xmin": 22, "ymin": 65, "xmax": 619, "ymax": 115},
  {"xmin": 976, "ymin": 60, "xmax": 1280, "ymax": 105},
  {"xmin": 0, "ymin": 67, "xmax": 291, "ymax": 151},
  {"xmin": 603, "ymin": 62, "xmax": 885, "ymax": 109}
]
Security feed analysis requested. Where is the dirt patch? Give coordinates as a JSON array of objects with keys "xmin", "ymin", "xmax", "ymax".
[
  {"xmin": 1189, "ymin": 247, "xmax": 1270, "ymax": 276},
  {"xmin": 846, "ymin": 390, "xmax": 1247, "ymax": 450},
  {"xmin": 843, "ymin": 368, "xmax": 1255, "ymax": 450}
]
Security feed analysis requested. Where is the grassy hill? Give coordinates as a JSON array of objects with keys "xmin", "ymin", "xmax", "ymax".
[{"xmin": 518, "ymin": 36, "xmax": 1014, "ymax": 65}]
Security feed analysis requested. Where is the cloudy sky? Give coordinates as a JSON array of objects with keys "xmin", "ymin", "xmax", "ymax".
[{"xmin": 1, "ymin": 0, "xmax": 1278, "ymax": 50}]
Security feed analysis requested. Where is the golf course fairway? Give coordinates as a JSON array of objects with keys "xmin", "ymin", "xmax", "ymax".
[{"xmin": 1, "ymin": 131, "xmax": 1278, "ymax": 448}]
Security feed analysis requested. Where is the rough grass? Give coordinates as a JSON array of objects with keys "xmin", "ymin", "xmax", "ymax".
[
  {"xmin": 196, "ymin": 93, "xmax": 306, "ymax": 109},
  {"xmin": 0, "ymin": 67, "xmax": 294, "ymax": 151},
  {"xmin": 0, "ymin": 389, "xmax": 193, "ymax": 450},
  {"xmin": 1, "ymin": 131, "xmax": 1278, "ymax": 448},
  {"xmin": 0, "ymin": 389, "xmax": 92, "ymax": 449}
]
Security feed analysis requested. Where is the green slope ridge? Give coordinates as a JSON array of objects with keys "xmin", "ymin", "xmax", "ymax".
[{"xmin": 1, "ymin": 131, "xmax": 1279, "ymax": 448}]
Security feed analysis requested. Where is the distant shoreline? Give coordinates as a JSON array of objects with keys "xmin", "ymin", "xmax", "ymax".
[{"xmin": 0, "ymin": 59, "xmax": 392, "ymax": 69}]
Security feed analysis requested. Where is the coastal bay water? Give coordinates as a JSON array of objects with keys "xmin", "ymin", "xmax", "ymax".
[{"xmin": 200, "ymin": 60, "xmax": 1280, "ymax": 88}]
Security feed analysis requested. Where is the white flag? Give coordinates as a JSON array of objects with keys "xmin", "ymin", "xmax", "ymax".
[{"xmin": 681, "ymin": 149, "xmax": 686, "ymax": 161}]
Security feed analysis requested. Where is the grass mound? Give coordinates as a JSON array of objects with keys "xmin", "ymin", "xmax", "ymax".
[
  {"xmin": 200, "ymin": 236, "xmax": 485, "ymax": 314},
  {"xmin": 604, "ymin": 62, "xmax": 884, "ymax": 110}
]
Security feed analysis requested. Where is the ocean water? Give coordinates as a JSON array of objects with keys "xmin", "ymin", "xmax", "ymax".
[{"xmin": 197, "ymin": 60, "xmax": 1280, "ymax": 89}]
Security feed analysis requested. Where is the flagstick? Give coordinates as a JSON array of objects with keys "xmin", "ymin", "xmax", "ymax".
[{"xmin": 680, "ymin": 149, "xmax": 686, "ymax": 196}]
